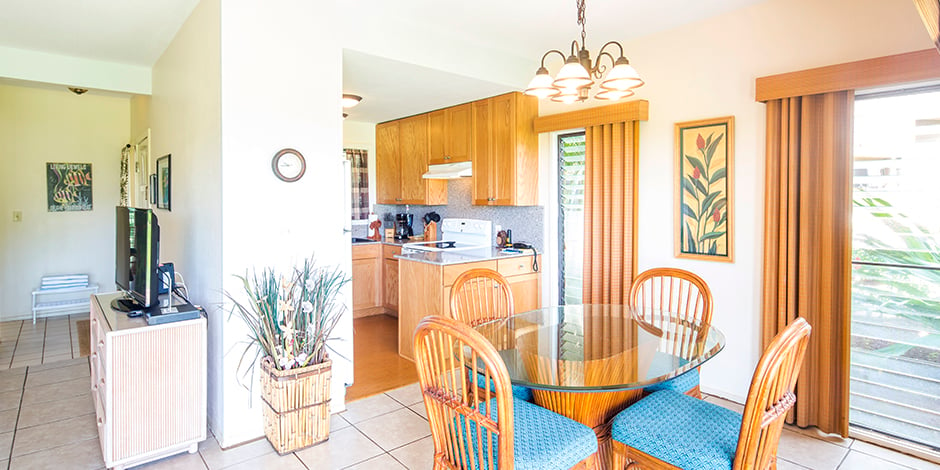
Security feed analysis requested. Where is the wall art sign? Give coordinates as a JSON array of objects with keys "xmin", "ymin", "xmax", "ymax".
[
  {"xmin": 47, "ymin": 162, "xmax": 93, "ymax": 212},
  {"xmin": 674, "ymin": 116, "xmax": 734, "ymax": 262}
]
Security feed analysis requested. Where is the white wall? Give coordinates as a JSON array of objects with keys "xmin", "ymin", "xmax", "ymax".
[
  {"xmin": 0, "ymin": 83, "xmax": 130, "ymax": 321},
  {"xmin": 0, "ymin": 46, "xmax": 151, "ymax": 95},
  {"xmin": 343, "ymin": 119, "xmax": 377, "ymax": 217},
  {"xmin": 150, "ymin": 0, "xmax": 224, "ymax": 440},
  {"xmin": 218, "ymin": 0, "xmax": 347, "ymax": 447},
  {"xmin": 537, "ymin": 0, "xmax": 932, "ymax": 401}
]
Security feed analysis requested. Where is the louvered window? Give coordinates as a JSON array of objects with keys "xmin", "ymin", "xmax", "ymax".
[{"xmin": 558, "ymin": 132, "xmax": 586, "ymax": 305}]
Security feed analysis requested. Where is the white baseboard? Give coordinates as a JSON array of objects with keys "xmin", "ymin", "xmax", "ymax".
[{"xmin": 700, "ymin": 385, "xmax": 746, "ymax": 404}]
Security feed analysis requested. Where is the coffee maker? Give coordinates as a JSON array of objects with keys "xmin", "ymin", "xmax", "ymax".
[{"xmin": 394, "ymin": 213, "xmax": 414, "ymax": 240}]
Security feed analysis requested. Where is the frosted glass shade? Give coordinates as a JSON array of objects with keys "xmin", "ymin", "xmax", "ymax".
[
  {"xmin": 524, "ymin": 68, "xmax": 561, "ymax": 98},
  {"xmin": 594, "ymin": 88, "xmax": 635, "ymax": 101},
  {"xmin": 553, "ymin": 57, "xmax": 594, "ymax": 89},
  {"xmin": 600, "ymin": 61, "xmax": 644, "ymax": 91},
  {"xmin": 551, "ymin": 89, "xmax": 581, "ymax": 104}
]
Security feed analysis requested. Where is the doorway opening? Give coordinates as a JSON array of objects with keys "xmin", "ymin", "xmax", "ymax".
[{"xmin": 850, "ymin": 86, "xmax": 940, "ymax": 451}]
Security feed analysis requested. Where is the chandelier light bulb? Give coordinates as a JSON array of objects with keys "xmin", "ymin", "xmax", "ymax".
[{"xmin": 551, "ymin": 88, "xmax": 581, "ymax": 104}]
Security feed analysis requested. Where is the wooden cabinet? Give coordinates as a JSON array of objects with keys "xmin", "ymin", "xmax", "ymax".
[
  {"xmin": 375, "ymin": 116, "xmax": 447, "ymax": 205},
  {"xmin": 471, "ymin": 92, "xmax": 539, "ymax": 206},
  {"xmin": 383, "ymin": 245, "xmax": 402, "ymax": 314},
  {"xmin": 352, "ymin": 244, "xmax": 383, "ymax": 317},
  {"xmin": 397, "ymin": 255, "xmax": 541, "ymax": 360},
  {"xmin": 90, "ymin": 293, "xmax": 206, "ymax": 470},
  {"xmin": 429, "ymin": 103, "xmax": 472, "ymax": 164}
]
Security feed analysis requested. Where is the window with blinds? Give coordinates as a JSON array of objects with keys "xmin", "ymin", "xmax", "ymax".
[{"xmin": 558, "ymin": 132, "xmax": 586, "ymax": 305}]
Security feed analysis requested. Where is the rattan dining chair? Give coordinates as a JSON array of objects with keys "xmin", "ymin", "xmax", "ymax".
[
  {"xmin": 413, "ymin": 315, "xmax": 599, "ymax": 470},
  {"xmin": 629, "ymin": 267, "xmax": 714, "ymax": 398},
  {"xmin": 609, "ymin": 317, "xmax": 812, "ymax": 470},
  {"xmin": 450, "ymin": 268, "xmax": 533, "ymax": 402}
]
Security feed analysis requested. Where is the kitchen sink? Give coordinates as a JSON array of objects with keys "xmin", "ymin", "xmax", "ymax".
[{"xmin": 351, "ymin": 237, "xmax": 377, "ymax": 244}]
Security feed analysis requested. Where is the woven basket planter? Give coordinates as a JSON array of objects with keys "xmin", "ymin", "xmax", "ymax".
[{"xmin": 260, "ymin": 356, "xmax": 332, "ymax": 454}]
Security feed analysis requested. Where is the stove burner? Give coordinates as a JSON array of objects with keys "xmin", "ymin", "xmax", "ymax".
[{"xmin": 435, "ymin": 241, "xmax": 456, "ymax": 249}]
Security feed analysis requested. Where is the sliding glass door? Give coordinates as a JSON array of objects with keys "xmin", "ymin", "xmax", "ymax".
[{"xmin": 850, "ymin": 88, "xmax": 940, "ymax": 449}]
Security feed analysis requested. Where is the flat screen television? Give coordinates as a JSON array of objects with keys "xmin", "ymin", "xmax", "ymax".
[{"xmin": 114, "ymin": 206, "xmax": 160, "ymax": 312}]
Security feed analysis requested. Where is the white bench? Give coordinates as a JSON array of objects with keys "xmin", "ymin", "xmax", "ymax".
[{"xmin": 31, "ymin": 275, "xmax": 99, "ymax": 324}]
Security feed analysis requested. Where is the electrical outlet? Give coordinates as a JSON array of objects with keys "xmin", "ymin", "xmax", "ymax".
[{"xmin": 12, "ymin": 211, "xmax": 22, "ymax": 222}]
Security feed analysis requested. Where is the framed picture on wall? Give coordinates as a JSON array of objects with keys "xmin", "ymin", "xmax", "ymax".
[
  {"xmin": 674, "ymin": 116, "xmax": 734, "ymax": 262},
  {"xmin": 46, "ymin": 162, "xmax": 93, "ymax": 212},
  {"xmin": 156, "ymin": 154, "xmax": 171, "ymax": 211}
]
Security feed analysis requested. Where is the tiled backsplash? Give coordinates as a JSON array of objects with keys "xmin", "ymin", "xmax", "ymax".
[{"xmin": 374, "ymin": 179, "xmax": 545, "ymax": 250}]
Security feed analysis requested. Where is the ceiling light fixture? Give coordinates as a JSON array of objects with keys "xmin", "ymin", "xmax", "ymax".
[
  {"xmin": 524, "ymin": 0, "xmax": 643, "ymax": 103},
  {"xmin": 342, "ymin": 94, "xmax": 362, "ymax": 108},
  {"xmin": 68, "ymin": 87, "xmax": 88, "ymax": 95}
]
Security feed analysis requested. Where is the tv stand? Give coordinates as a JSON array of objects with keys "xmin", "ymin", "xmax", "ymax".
[{"xmin": 91, "ymin": 292, "xmax": 206, "ymax": 469}]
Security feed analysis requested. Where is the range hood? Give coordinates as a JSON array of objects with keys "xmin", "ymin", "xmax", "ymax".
[{"xmin": 422, "ymin": 161, "xmax": 472, "ymax": 179}]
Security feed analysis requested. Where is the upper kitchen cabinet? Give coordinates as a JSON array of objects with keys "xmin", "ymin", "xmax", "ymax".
[
  {"xmin": 429, "ymin": 103, "xmax": 472, "ymax": 165},
  {"xmin": 376, "ymin": 115, "xmax": 447, "ymax": 205},
  {"xmin": 471, "ymin": 92, "xmax": 539, "ymax": 206}
]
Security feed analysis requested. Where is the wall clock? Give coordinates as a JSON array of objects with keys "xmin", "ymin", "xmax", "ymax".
[{"xmin": 271, "ymin": 148, "xmax": 306, "ymax": 182}]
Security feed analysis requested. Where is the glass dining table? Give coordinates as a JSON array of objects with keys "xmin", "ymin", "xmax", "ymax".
[{"xmin": 471, "ymin": 304, "xmax": 726, "ymax": 468}]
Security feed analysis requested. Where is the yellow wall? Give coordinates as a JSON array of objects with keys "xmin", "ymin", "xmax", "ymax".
[
  {"xmin": 0, "ymin": 83, "xmax": 130, "ymax": 320},
  {"xmin": 130, "ymin": 94, "xmax": 150, "ymax": 143}
]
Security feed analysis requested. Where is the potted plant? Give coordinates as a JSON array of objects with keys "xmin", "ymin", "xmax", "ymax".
[{"xmin": 226, "ymin": 256, "xmax": 350, "ymax": 454}]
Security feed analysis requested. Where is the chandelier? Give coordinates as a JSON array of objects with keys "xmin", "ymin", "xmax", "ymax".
[{"xmin": 524, "ymin": 0, "xmax": 644, "ymax": 104}]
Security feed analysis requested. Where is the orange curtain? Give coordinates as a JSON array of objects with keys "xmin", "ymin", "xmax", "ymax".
[
  {"xmin": 761, "ymin": 91, "xmax": 854, "ymax": 436},
  {"xmin": 583, "ymin": 121, "xmax": 637, "ymax": 306}
]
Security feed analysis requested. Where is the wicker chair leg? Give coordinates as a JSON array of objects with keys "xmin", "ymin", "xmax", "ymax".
[{"xmin": 611, "ymin": 440, "xmax": 627, "ymax": 470}]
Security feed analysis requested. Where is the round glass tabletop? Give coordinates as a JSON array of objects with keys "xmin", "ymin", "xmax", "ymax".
[{"xmin": 471, "ymin": 304, "xmax": 726, "ymax": 392}]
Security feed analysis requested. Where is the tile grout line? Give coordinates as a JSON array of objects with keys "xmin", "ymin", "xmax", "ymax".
[{"xmin": 5, "ymin": 365, "xmax": 27, "ymax": 467}]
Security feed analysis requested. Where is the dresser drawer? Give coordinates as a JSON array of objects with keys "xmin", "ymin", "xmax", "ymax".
[{"xmin": 497, "ymin": 255, "xmax": 540, "ymax": 277}]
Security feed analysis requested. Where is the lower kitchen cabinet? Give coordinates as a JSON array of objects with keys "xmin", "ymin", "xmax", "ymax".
[
  {"xmin": 352, "ymin": 244, "xmax": 383, "ymax": 317},
  {"xmin": 383, "ymin": 245, "xmax": 401, "ymax": 314},
  {"xmin": 398, "ymin": 255, "xmax": 541, "ymax": 361}
]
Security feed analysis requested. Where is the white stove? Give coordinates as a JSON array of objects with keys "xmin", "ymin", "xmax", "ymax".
[{"xmin": 402, "ymin": 218, "xmax": 492, "ymax": 253}]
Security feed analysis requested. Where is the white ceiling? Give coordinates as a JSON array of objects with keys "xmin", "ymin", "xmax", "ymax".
[{"xmin": 0, "ymin": 0, "xmax": 768, "ymax": 121}]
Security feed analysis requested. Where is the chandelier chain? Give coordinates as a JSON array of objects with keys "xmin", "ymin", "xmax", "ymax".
[{"xmin": 577, "ymin": 0, "xmax": 587, "ymax": 47}]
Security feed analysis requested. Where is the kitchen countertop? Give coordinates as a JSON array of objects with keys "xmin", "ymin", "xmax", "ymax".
[
  {"xmin": 394, "ymin": 247, "xmax": 537, "ymax": 266},
  {"xmin": 350, "ymin": 238, "xmax": 422, "ymax": 246}
]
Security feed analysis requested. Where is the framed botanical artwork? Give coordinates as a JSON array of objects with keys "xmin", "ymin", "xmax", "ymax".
[
  {"xmin": 675, "ymin": 116, "xmax": 734, "ymax": 262},
  {"xmin": 156, "ymin": 154, "xmax": 171, "ymax": 211}
]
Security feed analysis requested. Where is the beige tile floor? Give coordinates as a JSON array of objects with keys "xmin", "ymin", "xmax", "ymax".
[
  {"xmin": 1, "ymin": 358, "xmax": 939, "ymax": 469},
  {"xmin": 0, "ymin": 315, "xmax": 87, "ymax": 370}
]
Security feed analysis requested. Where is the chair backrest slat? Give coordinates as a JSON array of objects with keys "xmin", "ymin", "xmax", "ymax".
[
  {"xmin": 629, "ymin": 268, "xmax": 714, "ymax": 358},
  {"xmin": 415, "ymin": 316, "xmax": 515, "ymax": 469},
  {"xmin": 450, "ymin": 268, "xmax": 515, "ymax": 328},
  {"xmin": 733, "ymin": 318, "xmax": 812, "ymax": 470}
]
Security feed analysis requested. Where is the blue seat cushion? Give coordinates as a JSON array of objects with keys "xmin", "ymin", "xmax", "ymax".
[
  {"xmin": 611, "ymin": 390, "xmax": 742, "ymax": 470},
  {"xmin": 644, "ymin": 368, "xmax": 700, "ymax": 394},
  {"xmin": 473, "ymin": 371, "xmax": 535, "ymax": 402},
  {"xmin": 644, "ymin": 351, "xmax": 699, "ymax": 394},
  {"xmin": 460, "ymin": 396, "xmax": 598, "ymax": 470}
]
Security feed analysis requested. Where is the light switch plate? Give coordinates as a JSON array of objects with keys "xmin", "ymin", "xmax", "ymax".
[{"xmin": 12, "ymin": 211, "xmax": 22, "ymax": 222}]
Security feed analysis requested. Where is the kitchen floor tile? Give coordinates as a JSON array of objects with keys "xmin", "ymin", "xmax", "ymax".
[
  {"xmin": 385, "ymin": 382, "xmax": 423, "ymax": 406},
  {"xmin": 331, "ymin": 412, "xmax": 350, "ymax": 431},
  {"xmin": 294, "ymin": 426, "xmax": 383, "ymax": 469},
  {"xmin": 16, "ymin": 393, "xmax": 94, "ymax": 428},
  {"xmin": 0, "ymin": 389, "xmax": 22, "ymax": 411},
  {"xmin": 342, "ymin": 393, "xmax": 403, "ymax": 424},
  {"xmin": 389, "ymin": 435, "xmax": 434, "ymax": 470},
  {"xmin": 223, "ymin": 452, "xmax": 307, "ymax": 470},
  {"xmin": 8, "ymin": 437, "xmax": 103, "ymax": 470},
  {"xmin": 11, "ymin": 412, "xmax": 97, "ymax": 456},
  {"xmin": 135, "ymin": 450, "xmax": 209, "ymax": 469},
  {"xmin": 198, "ymin": 435, "xmax": 274, "ymax": 470},
  {"xmin": 20, "ymin": 376, "xmax": 89, "ymax": 406},
  {"xmin": 838, "ymin": 449, "xmax": 910, "ymax": 469},
  {"xmin": 777, "ymin": 428, "xmax": 850, "ymax": 470},
  {"xmin": 24, "ymin": 362, "xmax": 88, "ymax": 388},
  {"xmin": 409, "ymin": 403, "xmax": 428, "ymax": 420},
  {"xmin": 347, "ymin": 453, "xmax": 407, "ymax": 469},
  {"xmin": 777, "ymin": 457, "xmax": 811, "ymax": 469},
  {"xmin": 0, "ymin": 430, "xmax": 13, "ymax": 459},
  {"xmin": 355, "ymin": 408, "xmax": 431, "ymax": 451},
  {"xmin": 0, "ymin": 409, "xmax": 17, "ymax": 433}
]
